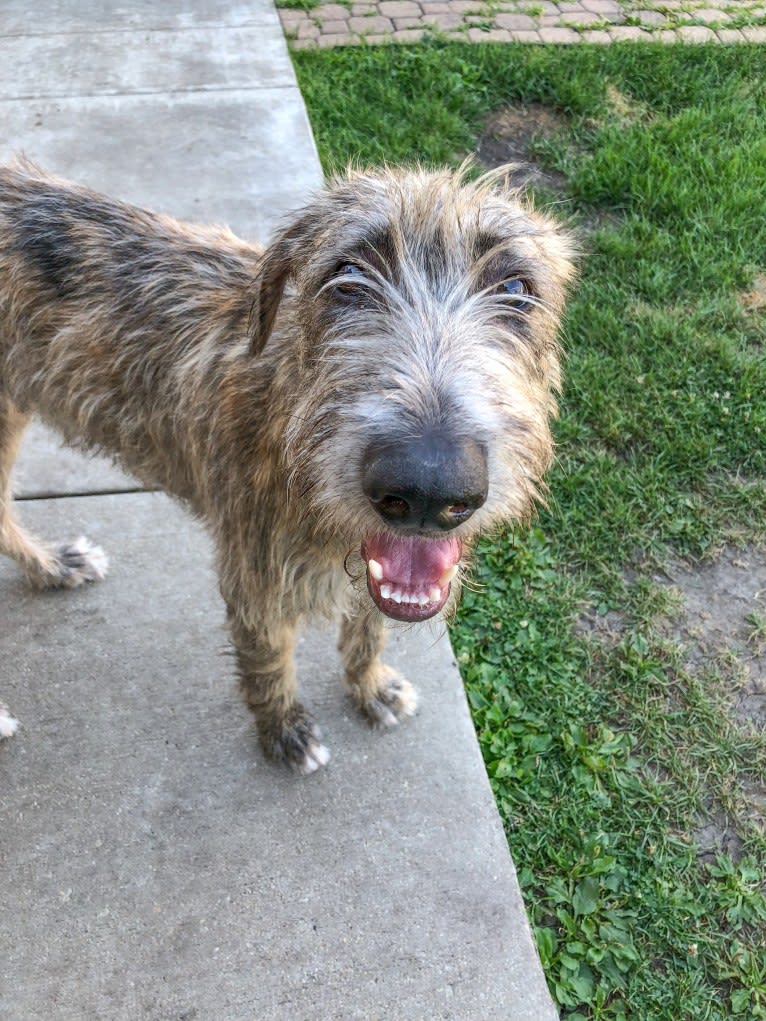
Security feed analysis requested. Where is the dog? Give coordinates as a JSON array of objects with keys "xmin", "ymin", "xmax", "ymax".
[{"xmin": 0, "ymin": 160, "xmax": 574, "ymax": 772}]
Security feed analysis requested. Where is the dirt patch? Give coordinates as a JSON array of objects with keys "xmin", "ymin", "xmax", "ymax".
[
  {"xmin": 665, "ymin": 546, "xmax": 766, "ymax": 732},
  {"xmin": 693, "ymin": 805, "xmax": 745, "ymax": 864},
  {"xmin": 576, "ymin": 606, "xmax": 625, "ymax": 645},
  {"xmin": 475, "ymin": 103, "xmax": 569, "ymax": 194},
  {"xmin": 604, "ymin": 83, "xmax": 651, "ymax": 125},
  {"xmin": 665, "ymin": 546, "xmax": 766, "ymax": 862},
  {"xmin": 578, "ymin": 548, "xmax": 766, "ymax": 862},
  {"xmin": 739, "ymin": 271, "xmax": 766, "ymax": 312},
  {"xmin": 475, "ymin": 103, "xmax": 620, "ymax": 236}
]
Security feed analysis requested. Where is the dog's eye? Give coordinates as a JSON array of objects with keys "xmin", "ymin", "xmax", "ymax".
[
  {"xmin": 496, "ymin": 277, "xmax": 533, "ymax": 312},
  {"xmin": 333, "ymin": 263, "xmax": 366, "ymax": 300}
]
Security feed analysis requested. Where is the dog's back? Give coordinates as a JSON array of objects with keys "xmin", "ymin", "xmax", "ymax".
[
  {"xmin": 0, "ymin": 160, "xmax": 262, "ymax": 357},
  {"xmin": 0, "ymin": 161, "xmax": 263, "ymax": 491}
]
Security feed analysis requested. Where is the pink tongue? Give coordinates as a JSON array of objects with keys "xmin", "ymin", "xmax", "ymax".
[{"xmin": 361, "ymin": 533, "xmax": 461, "ymax": 585}]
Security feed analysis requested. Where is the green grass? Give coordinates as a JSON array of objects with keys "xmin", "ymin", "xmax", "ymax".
[
  {"xmin": 292, "ymin": 43, "xmax": 766, "ymax": 1019},
  {"xmin": 276, "ymin": 0, "xmax": 321, "ymax": 10}
]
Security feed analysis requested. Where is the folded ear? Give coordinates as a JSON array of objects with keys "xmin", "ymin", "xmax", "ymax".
[
  {"xmin": 248, "ymin": 193, "xmax": 333, "ymax": 357},
  {"xmin": 248, "ymin": 235, "xmax": 295, "ymax": 357}
]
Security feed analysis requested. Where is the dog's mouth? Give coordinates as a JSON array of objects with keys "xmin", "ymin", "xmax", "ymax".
[{"xmin": 360, "ymin": 533, "xmax": 462, "ymax": 622}]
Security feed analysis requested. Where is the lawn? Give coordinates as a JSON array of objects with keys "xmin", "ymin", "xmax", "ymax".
[{"xmin": 292, "ymin": 43, "xmax": 766, "ymax": 1019}]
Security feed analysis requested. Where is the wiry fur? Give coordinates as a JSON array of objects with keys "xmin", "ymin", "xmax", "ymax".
[{"xmin": 0, "ymin": 160, "xmax": 575, "ymax": 770}]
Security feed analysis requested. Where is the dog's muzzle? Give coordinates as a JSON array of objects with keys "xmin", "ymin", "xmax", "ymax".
[{"xmin": 360, "ymin": 433, "xmax": 487, "ymax": 622}]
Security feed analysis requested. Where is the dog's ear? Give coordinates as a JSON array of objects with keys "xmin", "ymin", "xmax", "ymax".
[
  {"xmin": 248, "ymin": 237, "xmax": 295, "ymax": 357},
  {"xmin": 248, "ymin": 197, "xmax": 328, "ymax": 357}
]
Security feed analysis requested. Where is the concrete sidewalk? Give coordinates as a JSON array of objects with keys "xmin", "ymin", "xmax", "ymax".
[{"xmin": 0, "ymin": 4, "xmax": 557, "ymax": 1018}]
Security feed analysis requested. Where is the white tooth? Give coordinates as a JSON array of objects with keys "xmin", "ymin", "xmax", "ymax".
[
  {"xmin": 401, "ymin": 593, "xmax": 412, "ymax": 604},
  {"xmin": 429, "ymin": 586, "xmax": 441, "ymax": 603},
  {"xmin": 380, "ymin": 583, "xmax": 392, "ymax": 600},
  {"xmin": 440, "ymin": 564, "xmax": 459, "ymax": 585},
  {"xmin": 392, "ymin": 591, "xmax": 403, "ymax": 604},
  {"xmin": 368, "ymin": 559, "xmax": 383, "ymax": 581},
  {"xmin": 419, "ymin": 593, "xmax": 429, "ymax": 606}
]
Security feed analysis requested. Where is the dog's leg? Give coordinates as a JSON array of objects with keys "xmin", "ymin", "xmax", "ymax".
[
  {"xmin": 0, "ymin": 398, "xmax": 108, "ymax": 589},
  {"xmin": 339, "ymin": 607, "xmax": 418, "ymax": 727},
  {"xmin": 227, "ymin": 609, "xmax": 330, "ymax": 775}
]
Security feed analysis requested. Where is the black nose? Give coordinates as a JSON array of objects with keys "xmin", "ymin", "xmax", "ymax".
[{"xmin": 362, "ymin": 433, "xmax": 488, "ymax": 532}]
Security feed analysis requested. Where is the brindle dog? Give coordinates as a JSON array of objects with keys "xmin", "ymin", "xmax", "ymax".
[{"xmin": 0, "ymin": 161, "xmax": 574, "ymax": 771}]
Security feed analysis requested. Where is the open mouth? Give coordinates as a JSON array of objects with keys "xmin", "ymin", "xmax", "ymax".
[{"xmin": 360, "ymin": 533, "xmax": 462, "ymax": 622}]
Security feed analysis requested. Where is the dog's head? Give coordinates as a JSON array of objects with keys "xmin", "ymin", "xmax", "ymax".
[{"xmin": 249, "ymin": 164, "xmax": 576, "ymax": 621}]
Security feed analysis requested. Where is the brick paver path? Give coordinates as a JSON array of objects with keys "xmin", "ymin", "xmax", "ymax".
[{"xmin": 281, "ymin": 0, "xmax": 766, "ymax": 49}]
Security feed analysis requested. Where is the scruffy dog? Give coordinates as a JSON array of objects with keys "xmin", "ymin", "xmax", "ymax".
[{"xmin": 0, "ymin": 161, "xmax": 574, "ymax": 772}]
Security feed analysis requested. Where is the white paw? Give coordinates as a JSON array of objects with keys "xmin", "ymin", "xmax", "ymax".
[
  {"xmin": 271, "ymin": 714, "xmax": 331, "ymax": 775},
  {"xmin": 363, "ymin": 669, "xmax": 419, "ymax": 728},
  {"xmin": 298, "ymin": 741, "xmax": 331, "ymax": 775},
  {"xmin": 0, "ymin": 705, "xmax": 19, "ymax": 739},
  {"xmin": 56, "ymin": 536, "xmax": 109, "ymax": 587}
]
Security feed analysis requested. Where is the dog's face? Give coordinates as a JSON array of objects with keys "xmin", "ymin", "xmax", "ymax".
[{"xmin": 251, "ymin": 166, "xmax": 575, "ymax": 622}]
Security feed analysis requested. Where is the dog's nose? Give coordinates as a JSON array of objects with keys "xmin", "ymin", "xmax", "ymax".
[{"xmin": 362, "ymin": 433, "xmax": 488, "ymax": 532}]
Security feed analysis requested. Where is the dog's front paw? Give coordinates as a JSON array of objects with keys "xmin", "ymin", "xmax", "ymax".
[
  {"xmin": 28, "ymin": 536, "xmax": 109, "ymax": 589},
  {"xmin": 53, "ymin": 536, "xmax": 109, "ymax": 588},
  {"xmin": 354, "ymin": 665, "xmax": 419, "ymax": 728},
  {"xmin": 266, "ymin": 709, "xmax": 330, "ymax": 776},
  {"xmin": 0, "ymin": 703, "xmax": 19, "ymax": 739}
]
